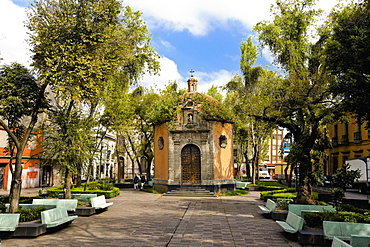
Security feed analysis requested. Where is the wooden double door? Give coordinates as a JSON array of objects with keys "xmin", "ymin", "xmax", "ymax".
[{"xmin": 181, "ymin": 144, "xmax": 201, "ymax": 184}]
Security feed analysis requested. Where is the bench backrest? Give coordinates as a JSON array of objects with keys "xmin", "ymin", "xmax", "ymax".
[
  {"xmin": 266, "ymin": 199, "xmax": 277, "ymax": 211},
  {"xmin": 41, "ymin": 207, "xmax": 69, "ymax": 225},
  {"xmin": 90, "ymin": 195, "xmax": 106, "ymax": 207},
  {"xmin": 56, "ymin": 199, "xmax": 78, "ymax": 211},
  {"xmin": 289, "ymin": 204, "xmax": 335, "ymax": 216},
  {"xmin": 351, "ymin": 234, "xmax": 370, "ymax": 247},
  {"xmin": 286, "ymin": 212, "xmax": 304, "ymax": 232},
  {"xmin": 324, "ymin": 221, "xmax": 370, "ymax": 239},
  {"xmin": 33, "ymin": 199, "xmax": 59, "ymax": 205},
  {"xmin": 0, "ymin": 213, "xmax": 20, "ymax": 231}
]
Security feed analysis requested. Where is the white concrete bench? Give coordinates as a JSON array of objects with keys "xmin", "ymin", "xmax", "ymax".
[
  {"xmin": 276, "ymin": 211, "xmax": 304, "ymax": 234},
  {"xmin": 258, "ymin": 199, "xmax": 277, "ymax": 214},
  {"xmin": 41, "ymin": 207, "xmax": 78, "ymax": 228},
  {"xmin": 90, "ymin": 195, "xmax": 113, "ymax": 210}
]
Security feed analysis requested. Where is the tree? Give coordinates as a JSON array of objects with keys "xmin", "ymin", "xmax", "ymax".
[
  {"xmin": 325, "ymin": 1, "xmax": 370, "ymax": 126},
  {"xmin": 254, "ymin": 0, "xmax": 339, "ymax": 204},
  {"xmin": 207, "ymin": 85, "xmax": 223, "ymax": 102},
  {"xmin": 225, "ymin": 37, "xmax": 276, "ymax": 184},
  {"xmin": 27, "ymin": 0, "xmax": 159, "ymax": 198},
  {"xmin": 0, "ymin": 63, "xmax": 48, "ymax": 213}
]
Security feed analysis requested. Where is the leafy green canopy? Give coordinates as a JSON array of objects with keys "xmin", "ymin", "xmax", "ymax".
[
  {"xmin": 27, "ymin": 0, "xmax": 159, "ymax": 101},
  {"xmin": 326, "ymin": 2, "xmax": 370, "ymax": 126},
  {"xmin": 0, "ymin": 63, "xmax": 47, "ymax": 128}
]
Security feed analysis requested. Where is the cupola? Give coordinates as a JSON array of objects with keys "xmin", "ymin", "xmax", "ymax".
[{"xmin": 187, "ymin": 70, "xmax": 198, "ymax": 93}]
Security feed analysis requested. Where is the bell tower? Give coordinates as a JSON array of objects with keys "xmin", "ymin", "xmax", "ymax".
[{"xmin": 187, "ymin": 70, "xmax": 198, "ymax": 93}]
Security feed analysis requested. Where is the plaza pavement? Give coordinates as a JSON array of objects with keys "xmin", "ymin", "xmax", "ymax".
[{"xmin": 1, "ymin": 188, "xmax": 301, "ymax": 247}]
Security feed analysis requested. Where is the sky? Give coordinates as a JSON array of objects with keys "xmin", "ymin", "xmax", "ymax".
[{"xmin": 1, "ymin": 0, "xmax": 340, "ymax": 94}]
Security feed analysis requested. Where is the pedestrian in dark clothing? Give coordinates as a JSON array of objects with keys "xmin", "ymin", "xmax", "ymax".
[
  {"xmin": 133, "ymin": 174, "xmax": 140, "ymax": 190},
  {"xmin": 140, "ymin": 175, "xmax": 146, "ymax": 189}
]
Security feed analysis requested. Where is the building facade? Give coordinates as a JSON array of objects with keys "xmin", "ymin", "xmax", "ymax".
[
  {"xmin": 153, "ymin": 76, "xmax": 235, "ymax": 193},
  {"xmin": 326, "ymin": 118, "xmax": 370, "ymax": 175}
]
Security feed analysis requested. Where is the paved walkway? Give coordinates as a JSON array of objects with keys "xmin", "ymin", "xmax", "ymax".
[{"xmin": 0, "ymin": 188, "xmax": 301, "ymax": 247}]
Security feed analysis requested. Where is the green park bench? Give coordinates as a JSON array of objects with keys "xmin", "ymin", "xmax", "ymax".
[
  {"xmin": 258, "ymin": 199, "xmax": 277, "ymax": 214},
  {"xmin": 235, "ymin": 181, "xmax": 251, "ymax": 190},
  {"xmin": 0, "ymin": 213, "xmax": 20, "ymax": 231},
  {"xmin": 323, "ymin": 221, "xmax": 370, "ymax": 241},
  {"xmin": 289, "ymin": 204, "xmax": 336, "ymax": 217},
  {"xmin": 331, "ymin": 237, "xmax": 352, "ymax": 247},
  {"xmin": 90, "ymin": 195, "xmax": 113, "ymax": 210},
  {"xmin": 33, "ymin": 198, "xmax": 78, "ymax": 212},
  {"xmin": 41, "ymin": 207, "xmax": 78, "ymax": 228},
  {"xmin": 276, "ymin": 211, "xmax": 304, "ymax": 234}
]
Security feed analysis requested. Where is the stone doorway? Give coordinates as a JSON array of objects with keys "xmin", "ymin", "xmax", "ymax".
[{"xmin": 181, "ymin": 144, "xmax": 201, "ymax": 184}]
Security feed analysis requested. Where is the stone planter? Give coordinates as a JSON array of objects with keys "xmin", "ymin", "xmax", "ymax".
[{"xmin": 271, "ymin": 210, "xmax": 288, "ymax": 220}]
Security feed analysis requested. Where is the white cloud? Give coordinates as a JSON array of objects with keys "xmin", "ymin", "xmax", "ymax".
[
  {"xmin": 0, "ymin": 0, "xmax": 30, "ymax": 66},
  {"xmin": 124, "ymin": 0, "xmax": 274, "ymax": 36},
  {"xmin": 140, "ymin": 56, "xmax": 184, "ymax": 90},
  {"xmin": 195, "ymin": 70, "xmax": 234, "ymax": 94},
  {"xmin": 139, "ymin": 56, "xmax": 234, "ymax": 94},
  {"xmin": 124, "ymin": 0, "xmax": 340, "ymax": 37}
]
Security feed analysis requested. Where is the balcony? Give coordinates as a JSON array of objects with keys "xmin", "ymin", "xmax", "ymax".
[{"xmin": 341, "ymin": 135, "xmax": 349, "ymax": 145}]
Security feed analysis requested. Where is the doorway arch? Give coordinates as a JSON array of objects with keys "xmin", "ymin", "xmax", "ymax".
[{"xmin": 181, "ymin": 144, "xmax": 201, "ymax": 184}]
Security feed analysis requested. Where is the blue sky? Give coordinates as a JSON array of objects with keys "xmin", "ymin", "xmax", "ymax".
[{"xmin": 1, "ymin": 0, "xmax": 339, "ymax": 93}]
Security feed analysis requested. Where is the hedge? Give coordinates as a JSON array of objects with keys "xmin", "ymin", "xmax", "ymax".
[
  {"xmin": 47, "ymin": 186, "xmax": 120, "ymax": 198},
  {"xmin": 304, "ymin": 210, "xmax": 370, "ymax": 229}
]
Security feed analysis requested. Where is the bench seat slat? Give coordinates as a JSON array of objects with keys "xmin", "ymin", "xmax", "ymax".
[{"xmin": 276, "ymin": 221, "xmax": 297, "ymax": 233}]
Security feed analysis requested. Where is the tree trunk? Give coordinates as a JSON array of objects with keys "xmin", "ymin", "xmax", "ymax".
[
  {"xmin": 64, "ymin": 169, "xmax": 73, "ymax": 199},
  {"xmin": 9, "ymin": 152, "xmax": 24, "ymax": 213},
  {"xmin": 115, "ymin": 142, "xmax": 122, "ymax": 183},
  {"xmin": 284, "ymin": 164, "xmax": 290, "ymax": 186},
  {"xmin": 243, "ymin": 152, "xmax": 251, "ymax": 179},
  {"xmin": 296, "ymin": 156, "xmax": 316, "ymax": 204},
  {"xmin": 146, "ymin": 157, "xmax": 153, "ymax": 182}
]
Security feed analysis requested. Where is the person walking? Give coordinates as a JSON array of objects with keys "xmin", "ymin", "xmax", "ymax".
[
  {"xmin": 133, "ymin": 174, "xmax": 139, "ymax": 190},
  {"xmin": 140, "ymin": 175, "xmax": 146, "ymax": 189}
]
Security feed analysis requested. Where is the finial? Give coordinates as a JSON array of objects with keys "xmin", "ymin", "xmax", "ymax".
[{"xmin": 190, "ymin": 69, "xmax": 195, "ymax": 77}]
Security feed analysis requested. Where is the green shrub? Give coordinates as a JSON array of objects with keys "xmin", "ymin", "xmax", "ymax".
[
  {"xmin": 0, "ymin": 203, "xmax": 5, "ymax": 213},
  {"xmin": 48, "ymin": 184, "xmax": 120, "ymax": 198},
  {"xmin": 304, "ymin": 210, "xmax": 370, "ymax": 229},
  {"xmin": 114, "ymin": 183, "xmax": 134, "ymax": 188},
  {"xmin": 277, "ymin": 199, "xmax": 293, "ymax": 210},
  {"xmin": 19, "ymin": 206, "xmax": 45, "ymax": 222},
  {"xmin": 140, "ymin": 189, "xmax": 159, "ymax": 194},
  {"xmin": 124, "ymin": 178, "xmax": 133, "ymax": 183},
  {"xmin": 339, "ymin": 204, "xmax": 369, "ymax": 214},
  {"xmin": 220, "ymin": 190, "xmax": 249, "ymax": 196},
  {"xmin": 260, "ymin": 188, "xmax": 296, "ymax": 200}
]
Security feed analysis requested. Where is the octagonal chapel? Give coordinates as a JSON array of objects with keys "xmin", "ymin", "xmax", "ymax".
[{"xmin": 153, "ymin": 74, "xmax": 235, "ymax": 193}]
